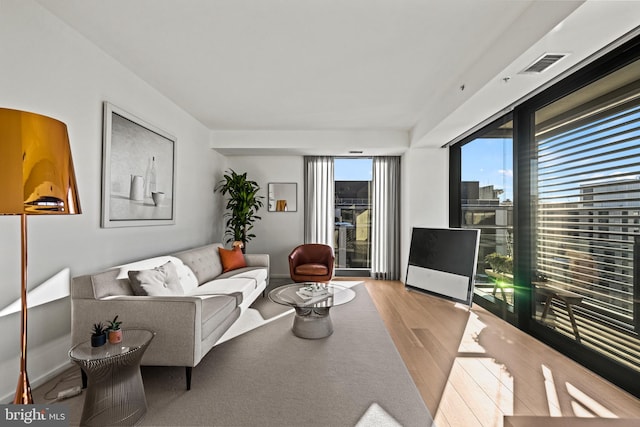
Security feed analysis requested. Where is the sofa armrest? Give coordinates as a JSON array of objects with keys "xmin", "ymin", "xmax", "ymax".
[
  {"xmin": 244, "ymin": 254, "xmax": 270, "ymax": 287},
  {"xmin": 71, "ymin": 295, "xmax": 203, "ymax": 366},
  {"xmin": 244, "ymin": 253, "xmax": 269, "ymax": 268}
]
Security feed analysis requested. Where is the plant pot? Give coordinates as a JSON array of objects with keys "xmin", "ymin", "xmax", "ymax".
[
  {"xmin": 91, "ymin": 333, "xmax": 107, "ymax": 347},
  {"xmin": 108, "ymin": 329, "xmax": 123, "ymax": 344}
]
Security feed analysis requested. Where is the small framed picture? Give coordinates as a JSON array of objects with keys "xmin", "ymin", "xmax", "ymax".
[{"xmin": 101, "ymin": 102, "xmax": 176, "ymax": 227}]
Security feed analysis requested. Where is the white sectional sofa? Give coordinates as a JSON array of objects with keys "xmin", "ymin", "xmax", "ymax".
[{"xmin": 70, "ymin": 243, "xmax": 269, "ymax": 389}]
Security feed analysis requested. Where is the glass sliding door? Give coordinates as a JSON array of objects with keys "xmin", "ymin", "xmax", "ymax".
[
  {"xmin": 531, "ymin": 58, "xmax": 640, "ymax": 372},
  {"xmin": 334, "ymin": 158, "xmax": 373, "ymax": 275},
  {"xmin": 459, "ymin": 117, "xmax": 514, "ymax": 320}
]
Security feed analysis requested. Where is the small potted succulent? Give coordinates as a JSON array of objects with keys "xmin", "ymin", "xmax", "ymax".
[
  {"xmin": 107, "ymin": 315, "xmax": 123, "ymax": 344},
  {"xmin": 91, "ymin": 322, "xmax": 107, "ymax": 347}
]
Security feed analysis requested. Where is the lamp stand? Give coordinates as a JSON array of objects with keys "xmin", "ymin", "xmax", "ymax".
[{"xmin": 14, "ymin": 213, "xmax": 33, "ymax": 404}]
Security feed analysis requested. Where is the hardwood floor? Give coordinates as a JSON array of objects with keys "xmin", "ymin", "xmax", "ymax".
[{"xmin": 361, "ymin": 279, "xmax": 640, "ymax": 427}]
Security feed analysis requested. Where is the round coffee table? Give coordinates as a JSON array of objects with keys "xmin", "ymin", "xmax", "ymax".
[
  {"xmin": 69, "ymin": 328, "xmax": 155, "ymax": 426},
  {"xmin": 269, "ymin": 282, "xmax": 356, "ymax": 339}
]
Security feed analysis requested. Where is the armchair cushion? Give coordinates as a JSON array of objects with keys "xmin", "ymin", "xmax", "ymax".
[{"xmin": 295, "ymin": 263, "xmax": 330, "ymax": 276}]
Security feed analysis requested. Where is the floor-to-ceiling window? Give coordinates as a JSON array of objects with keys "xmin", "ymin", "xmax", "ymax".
[
  {"xmin": 529, "ymin": 56, "xmax": 640, "ymax": 377},
  {"xmin": 334, "ymin": 158, "xmax": 373, "ymax": 275},
  {"xmin": 451, "ymin": 35, "xmax": 640, "ymax": 396},
  {"xmin": 454, "ymin": 117, "xmax": 515, "ymax": 321}
]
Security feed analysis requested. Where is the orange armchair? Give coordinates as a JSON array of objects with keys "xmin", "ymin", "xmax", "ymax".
[{"xmin": 288, "ymin": 244, "xmax": 335, "ymax": 283}]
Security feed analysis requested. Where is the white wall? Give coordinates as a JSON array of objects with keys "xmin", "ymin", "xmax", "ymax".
[
  {"xmin": 0, "ymin": 0, "xmax": 227, "ymax": 400},
  {"xmin": 226, "ymin": 156, "xmax": 304, "ymax": 277},
  {"xmin": 227, "ymin": 149, "xmax": 451, "ymax": 282},
  {"xmin": 401, "ymin": 147, "xmax": 450, "ymax": 281}
]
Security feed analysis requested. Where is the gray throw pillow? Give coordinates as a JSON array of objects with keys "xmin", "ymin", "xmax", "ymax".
[{"xmin": 128, "ymin": 261, "xmax": 184, "ymax": 296}]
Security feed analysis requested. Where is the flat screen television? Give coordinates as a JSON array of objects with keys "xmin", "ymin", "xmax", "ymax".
[{"xmin": 405, "ymin": 227, "xmax": 480, "ymax": 305}]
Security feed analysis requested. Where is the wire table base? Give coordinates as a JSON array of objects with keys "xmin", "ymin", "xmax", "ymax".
[{"xmin": 69, "ymin": 329, "xmax": 155, "ymax": 426}]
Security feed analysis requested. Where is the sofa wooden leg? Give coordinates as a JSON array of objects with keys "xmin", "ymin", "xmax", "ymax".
[
  {"xmin": 81, "ymin": 368, "xmax": 87, "ymax": 389},
  {"xmin": 186, "ymin": 367, "xmax": 192, "ymax": 390}
]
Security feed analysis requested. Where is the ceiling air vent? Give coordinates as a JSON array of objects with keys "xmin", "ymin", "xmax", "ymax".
[{"xmin": 520, "ymin": 53, "xmax": 567, "ymax": 74}]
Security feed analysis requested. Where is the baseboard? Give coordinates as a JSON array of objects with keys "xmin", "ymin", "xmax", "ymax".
[
  {"xmin": 504, "ymin": 416, "xmax": 639, "ymax": 426},
  {"xmin": 0, "ymin": 334, "xmax": 75, "ymax": 404},
  {"xmin": 335, "ymin": 268, "xmax": 370, "ymax": 277}
]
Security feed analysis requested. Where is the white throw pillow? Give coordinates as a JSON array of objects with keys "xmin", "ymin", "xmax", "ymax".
[
  {"xmin": 128, "ymin": 261, "xmax": 184, "ymax": 296},
  {"xmin": 116, "ymin": 256, "xmax": 177, "ymax": 280},
  {"xmin": 115, "ymin": 255, "xmax": 199, "ymax": 293}
]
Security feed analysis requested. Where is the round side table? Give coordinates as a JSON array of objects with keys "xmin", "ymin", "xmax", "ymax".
[{"xmin": 69, "ymin": 328, "xmax": 155, "ymax": 426}]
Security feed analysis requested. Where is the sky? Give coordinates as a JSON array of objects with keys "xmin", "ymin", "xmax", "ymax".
[
  {"xmin": 333, "ymin": 150, "xmax": 513, "ymax": 201},
  {"xmin": 462, "ymin": 138, "xmax": 513, "ymax": 201},
  {"xmin": 335, "ymin": 158, "xmax": 373, "ymax": 181}
]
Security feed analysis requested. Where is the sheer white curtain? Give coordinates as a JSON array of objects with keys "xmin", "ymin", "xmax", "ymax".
[
  {"xmin": 304, "ymin": 156, "xmax": 335, "ymax": 246},
  {"xmin": 371, "ymin": 156, "xmax": 401, "ymax": 280}
]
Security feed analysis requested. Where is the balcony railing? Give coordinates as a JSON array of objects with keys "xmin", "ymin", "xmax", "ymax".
[{"xmin": 334, "ymin": 223, "xmax": 371, "ymax": 269}]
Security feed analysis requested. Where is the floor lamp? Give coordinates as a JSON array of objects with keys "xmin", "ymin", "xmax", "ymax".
[{"xmin": 0, "ymin": 108, "xmax": 81, "ymax": 404}]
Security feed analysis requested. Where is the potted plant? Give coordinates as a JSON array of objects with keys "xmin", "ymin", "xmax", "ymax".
[
  {"xmin": 214, "ymin": 169, "xmax": 264, "ymax": 251},
  {"xmin": 91, "ymin": 322, "xmax": 107, "ymax": 347},
  {"xmin": 107, "ymin": 315, "xmax": 123, "ymax": 344},
  {"xmin": 484, "ymin": 252, "xmax": 513, "ymax": 282}
]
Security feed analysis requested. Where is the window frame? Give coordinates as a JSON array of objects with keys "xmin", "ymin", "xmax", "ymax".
[
  {"xmin": 450, "ymin": 114, "xmax": 515, "ymax": 322},
  {"xmin": 450, "ymin": 34, "xmax": 640, "ymax": 397}
]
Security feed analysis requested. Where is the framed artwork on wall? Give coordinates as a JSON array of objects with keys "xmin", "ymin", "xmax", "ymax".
[{"xmin": 101, "ymin": 102, "xmax": 176, "ymax": 227}]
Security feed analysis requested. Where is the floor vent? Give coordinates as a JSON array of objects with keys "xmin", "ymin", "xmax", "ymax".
[{"xmin": 520, "ymin": 53, "xmax": 567, "ymax": 74}]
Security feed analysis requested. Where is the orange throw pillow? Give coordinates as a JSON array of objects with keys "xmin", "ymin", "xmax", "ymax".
[{"xmin": 218, "ymin": 247, "xmax": 247, "ymax": 273}]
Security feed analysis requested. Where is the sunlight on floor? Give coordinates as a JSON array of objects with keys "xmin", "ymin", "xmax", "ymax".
[
  {"xmin": 542, "ymin": 364, "xmax": 562, "ymax": 416},
  {"xmin": 215, "ymin": 307, "xmax": 292, "ymax": 344},
  {"xmin": 457, "ymin": 311, "xmax": 487, "ymax": 354},
  {"xmin": 566, "ymin": 382, "xmax": 617, "ymax": 418},
  {"xmin": 433, "ymin": 311, "xmax": 624, "ymax": 426},
  {"xmin": 434, "ymin": 312, "xmax": 515, "ymax": 426},
  {"xmin": 355, "ymin": 403, "xmax": 407, "ymax": 427}
]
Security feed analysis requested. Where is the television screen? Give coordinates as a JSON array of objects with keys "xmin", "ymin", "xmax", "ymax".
[{"xmin": 405, "ymin": 227, "xmax": 480, "ymax": 305}]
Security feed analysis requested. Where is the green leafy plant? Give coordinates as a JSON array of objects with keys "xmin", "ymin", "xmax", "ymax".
[
  {"xmin": 91, "ymin": 322, "xmax": 106, "ymax": 337},
  {"xmin": 107, "ymin": 315, "xmax": 122, "ymax": 331},
  {"xmin": 484, "ymin": 252, "xmax": 513, "ymax": 275},
  {"xmin": 214, "ymin": 169, "xmax": 264, "ymax": 247}
]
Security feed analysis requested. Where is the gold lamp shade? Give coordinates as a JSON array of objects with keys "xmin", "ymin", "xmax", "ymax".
[
  {"xmin": 0, "ymin": 108, "xmax": 81, "ymax": 215},
  {"xmin": 0, "ymin": 108, "xmax": 81, "ymax": 404}
]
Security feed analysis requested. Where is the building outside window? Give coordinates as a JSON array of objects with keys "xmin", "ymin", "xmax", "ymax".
[
  {"xmin": 459, "ymin": 118, "xmax": 514, "ymax": 319},
  {"xmin": 334, "ymin": 158, "xmax": 373, "ymax": 273},
  {"xmin": 530, "ymin": 57, "xmax": 640, "ymax": 374}
]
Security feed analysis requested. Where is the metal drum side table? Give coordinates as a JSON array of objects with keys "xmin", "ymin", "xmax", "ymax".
[{"xmin": 69, "ymin": 328, "xmax": 155, "ymax": 426}]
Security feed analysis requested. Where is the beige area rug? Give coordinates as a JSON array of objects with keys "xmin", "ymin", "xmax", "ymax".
[{"xmin": 34, "ymin": 283, "xmax": 433, "ymax": 426}]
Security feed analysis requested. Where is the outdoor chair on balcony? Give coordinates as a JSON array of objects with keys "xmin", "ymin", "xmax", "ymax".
[{"xmin": 288, "ymin": 244, "xmax": 335, "ymax": 283}]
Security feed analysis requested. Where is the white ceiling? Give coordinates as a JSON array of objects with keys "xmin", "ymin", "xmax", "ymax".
[{"xmin": 34, "ymin": 0, "xmax": 640, "ymax": 154}]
